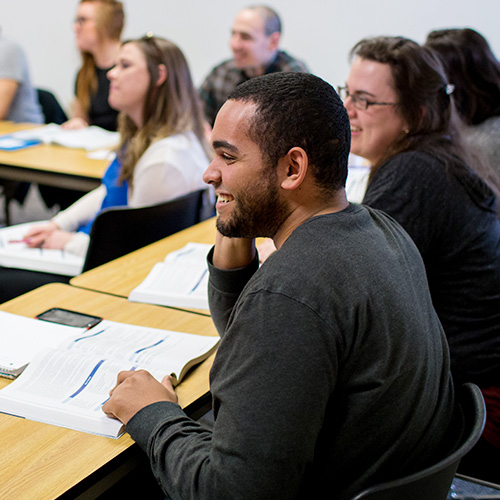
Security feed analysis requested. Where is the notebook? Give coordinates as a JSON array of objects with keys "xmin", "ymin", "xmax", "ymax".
[{"xmin": 0, "ymin": 136, "xmax": 42, "ymax": 151}]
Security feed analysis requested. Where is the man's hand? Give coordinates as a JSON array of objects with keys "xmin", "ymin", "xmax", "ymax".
[
  {"xmin": 102, "ymin": 370, "xmax": 178, "ymax": 425},
  {"xmin": 212, "ymin": 230, "xmax": 256, "ymax": 270},
  {"xmin": 256, "ymin": 238, "xmax": 276, "ymax": 264}
]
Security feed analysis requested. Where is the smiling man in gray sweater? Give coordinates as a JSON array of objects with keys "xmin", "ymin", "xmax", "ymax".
[{"xmin": 104, "ymin": 72, "xmax": 463, "ymax": 500}]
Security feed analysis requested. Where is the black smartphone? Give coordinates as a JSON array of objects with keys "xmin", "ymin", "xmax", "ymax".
[{"xmin": 36, "ymin": 308, "xmax": 102, "ymax": 329}]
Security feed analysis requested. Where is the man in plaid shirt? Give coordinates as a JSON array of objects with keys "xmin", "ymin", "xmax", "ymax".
[{"xmin": 199, "ymin": 5, "xmax": 309, "ymax": 127}]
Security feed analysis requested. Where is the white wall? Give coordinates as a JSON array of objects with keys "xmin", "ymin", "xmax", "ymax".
[{"xmin": 1, "ymin": 0, "xmax": 499, "ymax": 114}]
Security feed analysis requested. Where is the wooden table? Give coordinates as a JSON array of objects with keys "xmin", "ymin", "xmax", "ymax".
[
  {"xmin": 0, "ymin": 283, "xmax": 217, "ymax": 500},
  {"xmin": 71, "ymin": 217, "xmax": 217, "ymax": 302},
  {"xmin": 0, "ymin": 122, "xmax": 108, "ymax": 191}
]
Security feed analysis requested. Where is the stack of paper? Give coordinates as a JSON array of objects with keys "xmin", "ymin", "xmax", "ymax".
[
  {"xmin": 129, "ymin": 243, "xmax": 212, "ymax": 310},
  {"xmin": 8, "ymin": 124, "xmax": 120, "ymax": 151}
]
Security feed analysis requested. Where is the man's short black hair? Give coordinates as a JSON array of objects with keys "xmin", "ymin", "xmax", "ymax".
[{"xmin": 228, "ymin": 72, "xmax": 350, "ymax": 194}]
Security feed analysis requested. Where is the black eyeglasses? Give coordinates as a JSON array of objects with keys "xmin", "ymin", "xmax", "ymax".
[{"xmin": 337, "ymin": 86, "xmax": 397, "ymax": 110}]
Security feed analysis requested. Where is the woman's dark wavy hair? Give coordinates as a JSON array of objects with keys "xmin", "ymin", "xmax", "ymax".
[
  {"xmin": 424, "ymin": 28, "xmax": 500, "ymax": 126},
  {"xmin": 228, "ymin": 72, "xmax": 350, "ymax": 197},
  {"xmin": 351, "ymin": 36, "xmax": 500, "ymax": 211}
]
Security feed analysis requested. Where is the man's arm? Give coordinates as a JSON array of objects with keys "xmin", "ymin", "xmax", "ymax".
[
  {"xmin": 124, "ymin": 291, "xmax": 338, "ymax": 500},
  {"xmin": 0, "ymin": 79, "xmax": 19, "ymax": 119},
  {"xmin": 208, "ymin": 232, "xmax": 259, "ymax": 335},
  {"xmin": 0, "ymin": 39, "xmax": 23, "ymax": 120},
  {"xmin": 212, "ymin": 231, "xmax": 256, "ymax": 269},
  {"xmin": 104, "ymin": 233, "xmax": 259, "ymax": 424}
]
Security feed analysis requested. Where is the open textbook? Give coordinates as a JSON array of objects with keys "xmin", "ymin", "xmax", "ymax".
[
  {"xmin": 7, "ymin": 123, "xmax": 120, "ymax": 151},
  {"xmin": 0, "ymin": 222, "xmax": 84, "ymax": 276},
  {"xmin": 0, "ymin": 310, "xmax": 86, "ymax": 379},
  {"xmin": 0, "ymin": 313, "xmax": 219, "ymax": 438},
  {"xmin": 129, "ymin": 243, "xmax": 212, "ymax": 310}
]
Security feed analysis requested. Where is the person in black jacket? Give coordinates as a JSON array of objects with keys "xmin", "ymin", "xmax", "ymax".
[{"xmin": 343, "ymin": 35, "xmax": 500, "ymax": 483}]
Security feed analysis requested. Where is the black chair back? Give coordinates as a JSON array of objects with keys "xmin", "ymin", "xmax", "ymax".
[
  {"xmin": 350, "ymin": 383, "xmax": 486, "ymax": 500},
  {"xmin": 36, "ymin": 88, "xmax": 68, "ymax": 125},
  {"xmin": 82, "ymin": 189, "xmax": 206, "ymax": 272}
]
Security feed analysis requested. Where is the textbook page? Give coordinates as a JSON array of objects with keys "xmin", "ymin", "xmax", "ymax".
[
  {"xmin": 0, "ymin": 319, "xmax": 219, "ymax": 437},
  {"xmin": 129, "ymin": 243, "xmax": 211, "ymax": 310},
  {"xmin": 0, "ymin": 349, "xmax": 126, "ymax": 438},
  {"xmin": 0, "ymin": 222, "xmax": 84, "ymax": 276},
  {"xmin": 58, "ymin": 319, "xmax": 219, "ymax": 384},
  {"xmin": 0, "ymin": 310, "xmax": 85, "ymax": 379}
]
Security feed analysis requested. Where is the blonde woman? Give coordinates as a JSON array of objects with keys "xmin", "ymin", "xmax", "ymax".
[
  {"xmin": 64, "ymin": 0, "xmax": 124, "ymax": 130},
  {"xmin": 0, "ymin": 36, "xmax": 212, "ymax": 302}
]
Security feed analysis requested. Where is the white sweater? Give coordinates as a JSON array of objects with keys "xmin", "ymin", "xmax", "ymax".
[{"xmin": 53, "ymin": 132, "xmax": 210, "ymax": 256}]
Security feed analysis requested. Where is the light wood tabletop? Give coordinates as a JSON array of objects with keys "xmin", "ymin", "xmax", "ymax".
[
  {"xmin": 70, "ymin": 217, "xmax": 217, "ymax": 306},
  {"xmin": 0, "ymin": 121, "xmax": 108, "ymax": 191},
  {"xmin": 0, "ymin": 283, "xmax": 217, "ymax": 500}
]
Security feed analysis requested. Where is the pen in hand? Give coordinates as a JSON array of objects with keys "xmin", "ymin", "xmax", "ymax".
[{"xmin": 8, "ymin": 239, "xmax": 31, "ymax": 244}]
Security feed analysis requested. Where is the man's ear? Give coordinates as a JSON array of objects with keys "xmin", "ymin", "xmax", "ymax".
[
  {"xmin": 279, "ymin": 147, "xmax": 308, "ymax": 191},
  {"xmin": 156, "ymin": 64, "xmax": 167, "ymax": 87},
  {"xmin": 268, "ymin": 32, "xmax": 280, "ymax": 52}
]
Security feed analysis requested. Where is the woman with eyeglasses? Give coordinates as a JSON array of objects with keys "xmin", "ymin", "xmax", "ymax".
[
  {"xmin": 0, "ymin": 36, "xmax": 212, "ymax": 302},
  {"xmin": 342, "ymin": 36, "xmax": 500, "ymax": 483},
  {"xmin": 63, "ymin": 0, "xmax": 124, "ymax": 131}
]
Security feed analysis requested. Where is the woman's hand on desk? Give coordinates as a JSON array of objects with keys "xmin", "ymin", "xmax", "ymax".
[
  {"xmin": 103, "ymin": 370, "xmax": 178, "ymax": 425},
  {"xmin": 40, "ymin": 229, "xmax": 74, "ymax": 249},
  {"xmin": 24, "ymin": 222, "xmax": 73, "ymax": 249},
  {"xmin": 24, "ymin": 221, "xmax": 58, "ymax": 247},
  {"xmin": 61, "ymin": 117, "xmax": 89, "ymax": 130}
]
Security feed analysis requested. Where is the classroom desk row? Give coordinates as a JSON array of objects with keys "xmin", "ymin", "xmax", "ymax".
[
  {"xmin": 0, "ymin": 218, "xmax": 219, "ymax": 500},
  {"xmin": 71, "ymin": 216, "xmax": 217, "ymax": 310},
  {"xmin": 0, "ymin": 121, "xmax": 108, "ymax": 191}
]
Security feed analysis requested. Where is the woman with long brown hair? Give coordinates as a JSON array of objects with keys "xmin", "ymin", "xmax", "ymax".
[
  {"xmin": 0, "ymin": 36, "xmax": 212, "ymax": 302},
  {"xmin": 341, "ymin": 36, "xmax": 500, "ymax": 483}
]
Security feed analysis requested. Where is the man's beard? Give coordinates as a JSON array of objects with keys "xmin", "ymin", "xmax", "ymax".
[{"xmin": 216, "ymin": 178, "xmax": 289, "ymax": 239}]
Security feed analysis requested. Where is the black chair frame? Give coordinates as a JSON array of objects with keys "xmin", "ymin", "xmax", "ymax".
[
  {"xmin": 350, "ymin": 383, "xmax": 486, "ymax": 500},
  {"xmin": 82, "ymin": 189, "xmax": 206, "ymax": 272}
]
